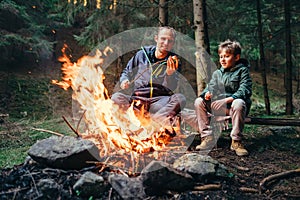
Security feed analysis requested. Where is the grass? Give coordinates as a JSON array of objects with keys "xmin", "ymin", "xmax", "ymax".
[{"xmin": 0, "ymin": 118, "xmax": 75, "ymax": 168}]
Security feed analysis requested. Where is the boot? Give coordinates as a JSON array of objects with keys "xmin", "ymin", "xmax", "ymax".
[
  {"xmin": 195, "ymin": 135, "xmax": 215, "ymax": 150},
  {"xmin": 230, "ymin": 140, "xmax": 248, "ymax": 156}
]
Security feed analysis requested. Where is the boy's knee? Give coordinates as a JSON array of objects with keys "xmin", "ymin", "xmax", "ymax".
[
  {"xmin": 232, "ymin": 99, "xmax": 246, "ymax": 111},
  {"xmin": 194, "ymin": 97, "xmax": 204, "ymax": 107}
]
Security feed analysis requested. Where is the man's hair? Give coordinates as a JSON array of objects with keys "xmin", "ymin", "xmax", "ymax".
[
  {"xmin": 157, "ymin": 26, "xmax": 176, "ymax": 39},
  {"xmin": 218, "ymin": 39, "xmax": 242, "ymax": 56}
]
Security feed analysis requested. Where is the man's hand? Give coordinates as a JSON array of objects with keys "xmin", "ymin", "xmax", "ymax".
[
  {"xmin": 166, "ymin": 56, "xmax": 179, "ymax": 75},
  {"xmin": 120, "ymin": 80, "xmax": 130, "ymax": 89},
  {"xmin": 204, "ymin": 91, "xmax": 212, "ymax": 100}
]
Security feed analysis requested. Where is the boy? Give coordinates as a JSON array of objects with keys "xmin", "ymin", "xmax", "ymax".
[{"xmin": 194, "ymin": 40, "xmax": 252, "ymax": 156}]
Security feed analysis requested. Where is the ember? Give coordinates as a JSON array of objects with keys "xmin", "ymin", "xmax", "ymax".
[{"xmin": 52, "ymin": 45, "xmax": 189, "ymax": 172}]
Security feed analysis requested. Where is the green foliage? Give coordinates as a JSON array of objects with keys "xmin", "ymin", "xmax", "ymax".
[{"xmin": 0, "ymin": 0, "xmax": 67, "ymax": 68}]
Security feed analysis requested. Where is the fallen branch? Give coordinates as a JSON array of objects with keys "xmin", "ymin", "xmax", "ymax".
[
  {"xmin": 239, "ymin": 187, "xmax": 258, "ymax": 193},
  {"xmin": 193, "ymin": 184, "xmax": 221, "ymax": 191},
  {"xmin": 30, "ymin": 127, "xmax": 64, "ymax": 137},
  {"xmin": 259, "ymin": 168, "xmax": 300, "ymax": 192},
  {"xmin": 0, "ymin": 187, "xmax": 29, "ymax": 195},
  {"xmin": 231, "ymin": 164, "xmax": 250, "ymax": 172},
  {"xmin": 62, "ymin": 116, "xmax": 80, "ymax": 137}
]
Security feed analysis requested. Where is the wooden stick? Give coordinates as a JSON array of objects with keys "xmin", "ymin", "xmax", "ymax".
[
  {"xmin": 193, "ymin": 184, "xmax": 221, "ymax": 191},
  {"xmin": 239, "ymin": 187, "xmax": 258, "ymax": 193},
  {"xmin": 76, "ymin": 110, "xmax": 86, "ymax": 133},
  {"xmin": 259, "ymin": 168, "xmax": 300, "ymax": 192},
  {"xmin": 30, "ymin": 127, "xmax": 64, "ymax": 137},
  {"xmin": 62, "ymin": 116, "xmax": 80, "ymax": 137}
]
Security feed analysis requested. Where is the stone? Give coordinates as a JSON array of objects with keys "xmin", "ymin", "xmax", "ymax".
[
  {"xmin": 73, "ymin": 171, "xmax": 109, "ymax": 198},
  {"xmin": 108, "ymin": 174, "xmax": 146, "ymax": 199},
  {"xmin": 173, "ymin": 153, "xmax": 229, "ymax": 181},
  {"xmin": 28, "ymin": 136, "xmax": 101, "ymax": 170},
  {"xmin": 141, "ymin": 160, "xmax": 195, "ymax": 194}
]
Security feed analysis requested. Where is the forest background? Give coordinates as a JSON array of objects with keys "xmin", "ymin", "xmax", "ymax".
[{"xmin": 0, "ymin": 0, "xmax": 300, "ymax": 168}]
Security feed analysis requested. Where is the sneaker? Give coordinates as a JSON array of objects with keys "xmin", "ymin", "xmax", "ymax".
[
  {"xmin": 195, "ymin": 135, "xmax": 215, "ymax": 150},
  {"xmin": 230, "ymin": 140, "xmax": 249, "ymax": 156}
]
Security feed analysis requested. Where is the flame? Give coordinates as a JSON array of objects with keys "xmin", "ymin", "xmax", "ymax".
[{"xmin": 53, "ymin": 45, "xmax": 178, "ymax": 157}]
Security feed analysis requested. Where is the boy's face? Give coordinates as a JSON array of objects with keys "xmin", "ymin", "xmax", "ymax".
[{"xmin": 219, "ymin": 49, "xmax": 240, "ymax": 69}]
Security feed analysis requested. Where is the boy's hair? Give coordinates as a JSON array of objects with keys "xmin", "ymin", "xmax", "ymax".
[{"xmin": 218, "ymin": 39, "xmax": 241, "ymax": 56}]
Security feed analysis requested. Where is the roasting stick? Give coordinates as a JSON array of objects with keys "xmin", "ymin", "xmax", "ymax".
[{"xmin": 30, "ymin": 127, "xmax": 64, "ymax": 137}]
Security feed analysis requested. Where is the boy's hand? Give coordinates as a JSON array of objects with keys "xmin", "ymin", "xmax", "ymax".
[
  {"xmin": 166, "ymin": 56, "xmax": 179, "ymax": 75},
  {"xmin": 211, "ymin": 97, "xmax": 234, "ymax": 110},
  {"xmin": 211, "ymin": 99, "xmax": 227, "ymax": 110}
]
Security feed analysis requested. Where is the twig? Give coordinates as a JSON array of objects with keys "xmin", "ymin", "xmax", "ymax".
[
  {"xmin": 259, "ymin": 168, "xmax": 300, "ymax": 192},
  {"xmin": 0, "ymin": 187, "xmax": 29, "ymax": 195},
  {"xmin": 76, "ymin": 110, "xmax": 86, "ymax": 133},
  {"xmin": 26, "ymin": 170, "xmax": 40, "ymax": 197},
  {"xmin": 30, "ymin": 127, "xmax": 64, "ymax": 137},
  {"xmin": 108, "ymin": 187, "xmax": 113, "ymax": 200},
  {"xmin": 231, "ymin": 164, "xmax": 250, "ymax": 172},
  {"xmin": 239, "ymin": 187, "xmax": 258, "ymax": 193},
  {"xmin": 193, "ymin": 184, "xmax": 221, "ymax": 191},
  {"xmin": 62, "ymin": 116, "xmax": 80, "ymax": 137}
]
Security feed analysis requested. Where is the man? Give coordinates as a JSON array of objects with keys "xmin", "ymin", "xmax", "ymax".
[{"xmin": 111, "ymin": 26, "xmax": 186, "ymax": 134}]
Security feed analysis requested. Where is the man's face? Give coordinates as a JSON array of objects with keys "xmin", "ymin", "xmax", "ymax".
[
  {"xmin": 155, "ymin": 29, "xmax": 175, "ymax": 54},
  {"xmin": 219, "ymin": 49, "xmax": 240, "ymax": 69}
]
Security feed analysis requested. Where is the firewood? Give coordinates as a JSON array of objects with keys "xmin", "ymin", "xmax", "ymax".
[
  {"xmin": 259, "ymin": 168, "xmax": 300, "ymax": 192},
  {"xmin": 62, "ymin": 116, "xmax": 80, "ymax": 137}
]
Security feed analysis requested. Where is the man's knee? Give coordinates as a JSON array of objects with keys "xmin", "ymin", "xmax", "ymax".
[
  {"xmin": 172, "ymin": 93, "xmax": 186, "ymax": 109},
  {"xmin": 111, "ymin": 92, "xmax": 130, "ymax": 107}
]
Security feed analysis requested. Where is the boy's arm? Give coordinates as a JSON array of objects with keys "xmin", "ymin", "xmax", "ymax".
[{"xmin": 232, "ymin": 67, "xmax": 252, "ymax": 100}]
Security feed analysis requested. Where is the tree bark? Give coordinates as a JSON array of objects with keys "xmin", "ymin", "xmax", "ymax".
[
  {"xmin": 193, "ymin": 0, "xmax": 211, "ymax": 96},
  {"xmin": 159, "ymin": 0, "xmax": 168, "ymax": 26},
  {"xmin": 284, "ymin": 0, "xmax": 293, "ymax": 115},
  {"xmin": 256, "ymin": 0, "xmax": 271, "ymax": 115}
]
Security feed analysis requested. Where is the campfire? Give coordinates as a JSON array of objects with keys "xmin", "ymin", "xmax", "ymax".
[{"xmin": 52, "ymin": 45, "xmax": 188, "ymax": 172}]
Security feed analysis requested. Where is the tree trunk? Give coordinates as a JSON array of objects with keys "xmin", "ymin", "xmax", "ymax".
[
  {"xmin": 284, "ymin": 0, "xmax": 293, "ymax": 115},
  {"xmin": 256, "ymin": 0, "xmax": 271, "ymax": 115},
  {"xmin": 193, "ymin": 0, "xmax": 211, "ymax": 96},
  {"xmin": 159, "ymin": 0, "xmax": 168, "ymax": 26}
]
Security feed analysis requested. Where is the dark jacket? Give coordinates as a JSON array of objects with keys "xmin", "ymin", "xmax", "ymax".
[
  {"xmin": 119, "ymin": 45, "xmax": 180, "ymax": 95},
  {"xmin": 201, "ymin": 58, "xmax": 252, "ymax": 110}
]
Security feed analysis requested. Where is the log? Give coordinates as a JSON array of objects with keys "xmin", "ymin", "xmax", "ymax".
[
  {"xmin": 215, "ymin": 116, "xmax": 300, "ymax": 126},
  {"xmin": 245, "ymin": 117, "xmax": 300, "ymax": 126}
]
